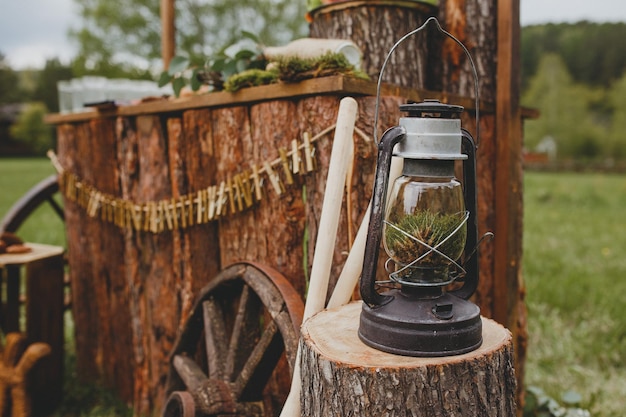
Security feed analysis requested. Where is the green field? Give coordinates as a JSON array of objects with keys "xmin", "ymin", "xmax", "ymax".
[
  {"xmin": 524, "ymin": 171, "xmax": 626, "ymax": 417},
  {"xmin": 1, "ymin": 159, "xmax": 625, "ymax": 416}
]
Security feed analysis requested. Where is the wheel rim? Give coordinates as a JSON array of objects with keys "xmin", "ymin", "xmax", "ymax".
[
  {"xmin": 0, "ymin": 174, "xmax": 63, "ymax": 234},
  {"xmin": 164, "ymin": 262, "xmax": 304, "ymax": 416}
]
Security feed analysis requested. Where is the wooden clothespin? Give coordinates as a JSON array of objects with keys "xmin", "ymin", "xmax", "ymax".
[
  {"xmin": 251, "ymin": 164, "xmax": 263, "ymax": 202},
  {"xmin": 237, "ymin": 172, "xmax": 253, "ymax": 208},
  {"xmin": 303, "ymin": 132, "xmax": 315, "ymax": 172},
  {"xmin": 170, "ymin": 198, "xmax": 179, "ymax": 230},
  {"xmin": 279, "ymin": 147, "xmax": 294, "ymax": 185},
  {"xmin": 264, "ymin": 161, "xmax": 284, "ymax": 196},
  {"xmin": 87, "ymin": 191, "xmax": 99, "ymax": 218},
  {"xmin": 231, "ymin": 175, "xmax": 244, "ymax": 212},
  {"xmin": 149, "ymin": 202, "xmax": 158, "ymax": 233},
  {"xmin": 216, "ymin": 181, "xmax": 226, "ymax": 217},
  {"xmin": 207, "ymin": 185, "xmax": 217, "ymax": 221},
  {"xmin": 142, "ymin": 204, "xmax": 151, "ymax": 232},
  {"xmin": 157, "ymin": 201, "xmax": 165, "ymax": 232},
  {"xmin": 291, "ymin": 139, "xmax": 302, "ymax": 175},
  {"xmin": 163, "ymin": 200, "xmax": 173, "ymax": 230},
  {"xmin": 226, "ymin": 176, "xmax": 236, "ymax": 215}
]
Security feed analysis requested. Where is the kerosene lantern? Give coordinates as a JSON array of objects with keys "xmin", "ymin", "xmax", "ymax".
[{"xmin": 358, "ymin": 97, "xmax": 484, "ymax": 357}]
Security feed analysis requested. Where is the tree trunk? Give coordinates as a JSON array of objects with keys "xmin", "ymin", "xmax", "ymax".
[
  {"xmin": 300, "ymin": 302, "xmax": 517, "ymax": 417},
  {"xmin": 309, "ymin": 1, "xmax": 437, "ymax": 89}
]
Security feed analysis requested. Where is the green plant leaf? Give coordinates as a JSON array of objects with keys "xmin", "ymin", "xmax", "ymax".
[
  {"xmin": 561, "ymin": 390, "xmax": 582, "ymax": 406},
  {"xmin": 236, "ymin": 59, "xmax": 249, "ymax": 73},
  {"xmin": 168, "ymin": 55, "xmax": 190, "ymax": 76},
  {"xmin": 172, "ymin": 77, "xmax": 186, "ymax": 97},
  {"xmin": 222, "ymin": 60, "xmax": 238, "ymax": 77},
  {"xmin": 234, "ymin": 49, "xmax": 256, "ymax": 60},
  {"xmin": 240, "ymin": 30, "xmax": 259, "ymax": 43},
  {"xmin": 190, "ymin": 69, "xmax": 202, "ymax": 91},
  {"xmin": 157, "ymin": 71, "xmax": 172, "ymax": 87},
  {"xmin": 210, "ymin": 57, "xmax": 226, "ymax": 72}
]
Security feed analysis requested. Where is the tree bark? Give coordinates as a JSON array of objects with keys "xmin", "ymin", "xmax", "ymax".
[
  {"xmin": 300, "ymin": 302, "xmax": 517, "ymax": 417},
  {"xmin": 309, "ymin": 2, "xmax": 437, "ymax": 89}
]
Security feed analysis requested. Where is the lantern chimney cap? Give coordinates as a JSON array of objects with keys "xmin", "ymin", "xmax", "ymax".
[{"xmin": 400, "ymin": 100, "xmax": 464, "ymax": 119}]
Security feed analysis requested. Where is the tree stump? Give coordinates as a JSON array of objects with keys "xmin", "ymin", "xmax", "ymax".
[
  {"xmin": 309, "ymin": 1, "xmax": 437, "ymax": 89},
  {"xmin": 300, "ymin": 302, "xmax": 516, "ymax": 417}
]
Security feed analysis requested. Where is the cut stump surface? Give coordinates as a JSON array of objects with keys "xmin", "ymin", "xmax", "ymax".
[{"xmin": 300, "ymin": 302, "xmax": 517, "ymax": 417}]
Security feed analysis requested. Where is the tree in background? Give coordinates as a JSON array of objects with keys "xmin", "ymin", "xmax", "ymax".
[
  {"xmin": 608, "ymin": 72, "xmax": 626, "ymax": 160},
  {"xmin": 9, "ymin": 102, "xmax": 54, "ymax": 155},
  {"xmin": 0, "ymin": 53, "xmax": 25, "ymax": 104},
  {"xmin": 32, "ymin": 59, "xmax": 74, "ymax": 113},
  {"xmin": 521, "ymin": 22, "xmax": 626, "ymax": 89},
  {"xmin": 522, "ymin": 53, "xmax": 605, "ymax": 161},
  {"xmin": 69, "ymin": 0, "xmax": 308, "ymax": 73},
  {"xmin": 521, "ymin": 22, "xmax": 626, "ymax": 164}
]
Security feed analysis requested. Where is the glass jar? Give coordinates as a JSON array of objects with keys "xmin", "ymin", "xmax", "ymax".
[{"xmin": 383, "ymin": 171, "xmax": 467, "ymax": 286}]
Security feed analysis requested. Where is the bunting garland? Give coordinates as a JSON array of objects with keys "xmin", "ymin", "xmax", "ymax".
[{"xmin": 48, "ymin": 124, "xmax": 353, "ymax": 234}]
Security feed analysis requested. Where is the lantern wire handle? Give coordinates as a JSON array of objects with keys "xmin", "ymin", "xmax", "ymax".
[{"xmin": 373, "ymin": 16, "xmax": 481, "ymax": 147}]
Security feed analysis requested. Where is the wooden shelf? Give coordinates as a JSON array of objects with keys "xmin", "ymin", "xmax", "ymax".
[
  {"xmin": 0, "ymin": 242, "xmax": 64, "ymax": 266},
  {"xmin": 45, "ymin": 75, "xmax": 504, "ymax": 125}
]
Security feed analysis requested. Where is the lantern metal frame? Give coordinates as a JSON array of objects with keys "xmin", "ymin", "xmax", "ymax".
[{"xmin": 358, "ymin": 17, "xmax": 490, "ymax": 357}]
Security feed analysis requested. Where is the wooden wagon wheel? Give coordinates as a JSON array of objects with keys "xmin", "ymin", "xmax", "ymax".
[
  {"xmin": 163, "ymin": 262, "xmax": 304, "ymax": 417},
  {"xmin": 0, "ymin": 175, "xmax": 63, "ymax": 234}
]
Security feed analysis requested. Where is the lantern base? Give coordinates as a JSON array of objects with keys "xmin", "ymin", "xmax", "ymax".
[{"xmin": 358, "ymin": 290, "xmax": 482, "ymax": 357}]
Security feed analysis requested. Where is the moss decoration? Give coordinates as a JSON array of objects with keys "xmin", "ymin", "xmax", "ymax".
[
  {"xmin": 274, "ymin": 52, "xmax": 369, "ymax": 83},
  {"xmin": 384, "ymin": 210, "xmax": 467, "ymax": 268},
  {"xmin": 224, "ymin": 69, "xmax": 279, "ymax": 92}
]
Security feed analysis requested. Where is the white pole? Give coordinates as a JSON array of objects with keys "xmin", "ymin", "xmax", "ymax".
[{"xmin": 280, "ymin": 97, "xmax": 358, "ymax": 417}]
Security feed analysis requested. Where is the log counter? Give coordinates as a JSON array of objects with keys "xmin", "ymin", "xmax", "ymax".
[{"xmin": 45, "ymin": 75, "xmax": 519, "ymax": 415}]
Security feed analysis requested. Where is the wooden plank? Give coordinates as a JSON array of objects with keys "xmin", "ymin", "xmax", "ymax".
[
  {"xmin": 494, "ymin": 0, "xmax": 523, "ymax": 334},
  {"xmin": 495, "ymin": 0, "xmax": 526, "ymax": 411},
  {"xmin": 45, "ymin": 76, "xmax": 497, "ymax": 125},
  {"xmin": 4, "ymin": 266, "xmax": 20, "ymax": 333},
  {"xmin": 0, "ymin": 243, "xmax": 63, "ymax": 266},
  {"xmin": 25, "ymin": 253, "xmax": 65, "ymax": 414}
]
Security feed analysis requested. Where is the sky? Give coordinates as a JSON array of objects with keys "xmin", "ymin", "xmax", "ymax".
[{"xmin": 1, "ymin": 0, "xmax": 626, "ymax": 69}]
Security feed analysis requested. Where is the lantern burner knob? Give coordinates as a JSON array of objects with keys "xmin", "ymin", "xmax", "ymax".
[{"xmin": 400, "ymin": 99, "xmax": 463, "ymax": 119}]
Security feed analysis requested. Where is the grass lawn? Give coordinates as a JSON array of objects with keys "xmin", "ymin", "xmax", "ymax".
[
  {"xmin": 524, "ymin": 171, "xmax": 626, "ymax": 417},
  {"xmin": 1, "ymin": 159, "xmax": 624, "ymax": 416}
]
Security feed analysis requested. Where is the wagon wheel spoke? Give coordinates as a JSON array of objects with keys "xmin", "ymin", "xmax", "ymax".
[
  {"xmin": 202, "ymin": 297, "xmax": 228, "ymax": 380},
  {"xmin": 172, "ymin": 354, "xmax": 207, "ymax": 392},
  {"xmin": 225, "ymin": 283, "xmax": 262, "ymax": 381},
  {"xmin": 232, "ymin": 319, "xmax": 282, "ymax": 399},
  {"xmin": 46, "ymin": 195, "xmax": 64, "ymax": 220}
]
